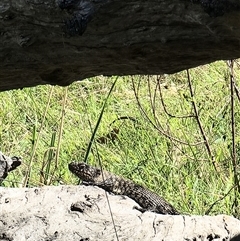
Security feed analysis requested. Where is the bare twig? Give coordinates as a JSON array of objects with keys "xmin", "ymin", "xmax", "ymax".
[
  {"xmin": 205, "ymin": 185, "xmax": 235, "ymax": 215},
  {"xmin": 233, "ymin": 82, "xmax": 240, "ymax": 103},
  {"xmin": 227, "ymin": 60, "xmax": 240, "ymax": 214},
  {"xmin": 186, "ymin": 70, "xmax": 217, "ymax": 172},
  {"xmin": 156, "ymin": 76, "xmax": 195, "ymax": 119},
  {"xmin": 147, "ymin": 75, "xmax": 156, "ymax": 118},
  {"xmin": 132, "ymin": 76, "xmax": 204, "ymax": 146}
]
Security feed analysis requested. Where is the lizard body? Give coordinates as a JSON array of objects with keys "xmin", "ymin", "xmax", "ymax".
[{"xmin": 69, "ymin": 162, "xmax": 179, "ymax": 215}]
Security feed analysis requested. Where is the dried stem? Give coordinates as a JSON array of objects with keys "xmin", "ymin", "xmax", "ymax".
[
  {"xmin": 23, "ymin": 86, "xmax": 54, "ymax": 187},
  {"xmin": 132, "ymin": 76, "xmax": 204, "ymax": 146},
  {"xmin": 156, "ymin": 76, "xmax": 195, "ymax": 119},
  {"xmin": 186, "ymin": 70, "xmax": 217, "ymax": 172},
  {"xmin": 227, "ymin": 60, "xmax": 240, "ymax": 214},
  {"xmin": 49, "ymin": 86, "xmax": 68, "ymax": 184}
]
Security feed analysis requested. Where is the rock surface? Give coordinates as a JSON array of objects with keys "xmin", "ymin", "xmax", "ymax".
[
  {"xmin": 0, "ymin": 185, "xmax": 239, "ymax": 240},
  {"xmin": 1, "ymin": 0, "xmax": 240, "ymax": 91}
]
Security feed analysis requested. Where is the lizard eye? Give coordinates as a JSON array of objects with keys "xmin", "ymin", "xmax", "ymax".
[{"xmin": 95, "ymin": 168, "xmax": 101, "ymax": 177}]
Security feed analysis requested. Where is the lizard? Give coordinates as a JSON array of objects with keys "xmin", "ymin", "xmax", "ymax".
[
  {"xmin": 0, "ymin": 151, "xmax": 22, "ymax": 183},
  {"xmin": 68, "ymin": 162, "xmax": 180, "ymax": 215}
]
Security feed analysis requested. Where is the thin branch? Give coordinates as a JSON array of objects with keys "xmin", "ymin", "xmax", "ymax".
[
  {"xmin": 132, "ymin": 76, "xmax": 204, "ymax": 146},
  {"xmin": 156, "ymin": 76, "xmax": 195, "ymax": 119},
  {"xmin": 227, "ymin": 60, "xmax": 240, "ymax": 211},
  {"xmin": 186, "ymin": 70, "xmax": 217, "ymax": 172},
  {"xmin": 147, "ymin": 75, "xmax": 156, "ymax": 118},
  {"xmin": 205, "ymin": 185, "xmax": 235, "ymax": 215},
  {"xmin": 233, "ymin": 82, "xmax": 240, "ymax": 103}
]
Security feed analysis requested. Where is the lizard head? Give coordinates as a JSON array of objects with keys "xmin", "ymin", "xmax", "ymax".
[{"xmin": 68, "ymin": 162, "xmax": 101, "ymax": 182}]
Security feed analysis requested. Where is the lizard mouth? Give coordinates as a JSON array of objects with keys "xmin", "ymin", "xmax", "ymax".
[{"xmin": 68, "ymin": 162, "xmax": 95, "ymax": 182}]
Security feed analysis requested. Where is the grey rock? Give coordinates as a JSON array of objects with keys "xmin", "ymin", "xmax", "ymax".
[
  {"xmin": 1, "ymin": 0, "xmax": 240, "ymax": 91},
  {"xmin": 0, "ymin": 185, "xmax": 239, "ymax": 240}
]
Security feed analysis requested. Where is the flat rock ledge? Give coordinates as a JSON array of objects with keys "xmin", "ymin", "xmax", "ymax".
[{"xmin": 0, "ymin": 185, "xmax": 239, "ymax": 241}]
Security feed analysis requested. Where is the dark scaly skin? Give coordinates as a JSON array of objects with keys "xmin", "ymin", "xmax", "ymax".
[
  {"xmin": 69, "ymin": 162, "xmax": 180, "ymax": 215},
  {"xmin": 0, "ymin": 152, "xmax": 21, "ymax": 183}
]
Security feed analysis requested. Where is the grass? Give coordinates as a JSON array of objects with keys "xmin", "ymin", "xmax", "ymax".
[{"xmin": 0, "ymin": 60, "xmax": 240, "ymax": 217}]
